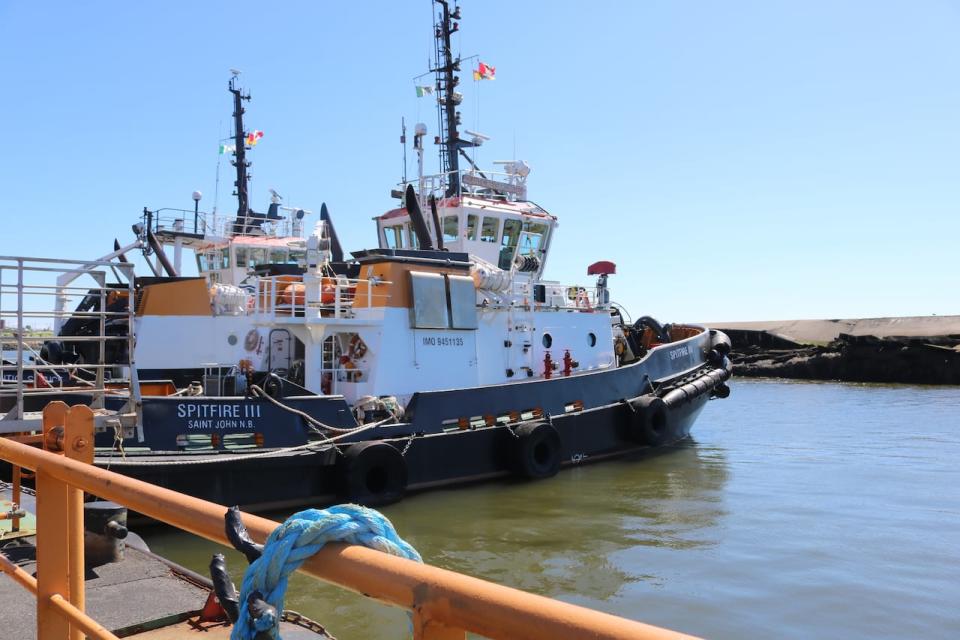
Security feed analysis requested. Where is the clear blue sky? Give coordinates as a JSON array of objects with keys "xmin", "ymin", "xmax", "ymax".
[{"xmin": 2, "ymin": 1, "xmax": 957, "ymax": 322}]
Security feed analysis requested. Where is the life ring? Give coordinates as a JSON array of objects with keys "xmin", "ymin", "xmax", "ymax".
[
  {"xmin": 626, "ymin": 395, "xmax": 669, "ymax": 446},
  {"xmin": 512, "ymin": 421, "xmax": 562, "ymax": 479},
  {"xmin": 348, "ymin": 334, "xmax": 367, "ymax": 359},
  {"xmin": 336, "ymin": 441, "xmax": 408, "ymax": 505},
  {"xmin": 243, "ymin": 329, "xmax": 259, "ymax": 352}
]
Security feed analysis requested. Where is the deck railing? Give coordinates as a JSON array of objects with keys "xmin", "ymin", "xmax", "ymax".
[
  {"xmin": 0, "ymin": 255, "xmax": 139, "ymax": 432},
  {"xmin": 0, "ymin": 402, "xmax": 697, "ymax": 640},
  {"xmin": 254, "ymin": 274, "xmax": 392, "ymax": 319}
]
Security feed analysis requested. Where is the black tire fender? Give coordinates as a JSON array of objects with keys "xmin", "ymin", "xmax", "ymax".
[
  {"xmin": 41, "ymin": 341, "xmax": 63, "ymax": 365},
  {"xmin": 512, "ymin": 421, "xmax": 562, "ymax": 479},
  {"xmin": 627, "ymin": 395, "xmax": 669, "ymax": 446},
  {"xmin": 336, "ymin": 441, "xmax": 407, "ymax": 505}
]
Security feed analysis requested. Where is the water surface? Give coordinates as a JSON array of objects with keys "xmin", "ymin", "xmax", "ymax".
[{"xmin": 145, "ymin": 380, "xmax": 960, "ymax": 638}]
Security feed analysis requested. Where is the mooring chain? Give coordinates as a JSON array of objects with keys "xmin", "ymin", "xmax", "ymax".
[
  {"xmin": 400, "ymin": 432, "xmax": 417, "ymax": 457},
  {"xmin": 282, "ymin": 610, "xmax": 338, "ymax": 640}
]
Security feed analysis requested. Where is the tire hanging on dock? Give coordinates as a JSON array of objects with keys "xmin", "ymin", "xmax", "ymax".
[
  {"xmin": 626, "ymin": 395, "xmax": 669, "ymax": 446},
  {"xmin": 512, "ymin": 421, "xmax": 562, "ymax": 479},
  {"xmin": 336, "ymin": 441, "xmax": 408, "ymax": 505}
]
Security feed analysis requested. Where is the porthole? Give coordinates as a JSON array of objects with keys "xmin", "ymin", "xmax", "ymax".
[
  {"xmin": 542, "ymin": 333, "xmax": 553, "ymax": 348},
  {"xmin": 587, "ymin": 332, "xmax": 597, "ymax": 347},
  {"xmin": 227, "ymin": 334, "xmax": 238, "ymax": 346}
]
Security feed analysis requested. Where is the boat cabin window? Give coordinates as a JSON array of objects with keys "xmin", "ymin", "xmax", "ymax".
[
  {"xmin": 384, "ymin": 224, "xmax": 404, "ymax": 249},
  {"xmin": 499, "ymin": 219, "xmax": 523, "ymax": 269},
  {"xmin": 525, "ymin": 220, "xmax": 549, "ymax": 239},
  {"xmin": 466, "ymin": 214, "xmax": 479, "ymax": 241},
  {"xmin": 442, "ymin": 215, "xmax": 459, "ymax": 243},
  {"xmin": 236, "ymin": 248, "xmax": 270, "ymax": 268},
  {"xmin": 288, "ymin": 249, "xmax": 305, "ymax": 266},
  {"xmin": 408, "ymin": 223, "xmax": 419, "ymax": 249},
  {"xmin": 480, "ymin": 216, "xmax": 499, "ymax": 243},
  {"xmin": 517, "ymin": 231, "xmax": 544, "ymax": 257}
]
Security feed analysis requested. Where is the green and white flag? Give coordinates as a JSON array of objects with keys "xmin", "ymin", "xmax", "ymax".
[
  {"xmin": 415, "ymin": 85, "xmax": 434, "ymax": 98},
  {"xmin": 219, "ymin": 143, "xmax": 236, "ymax": 154}
]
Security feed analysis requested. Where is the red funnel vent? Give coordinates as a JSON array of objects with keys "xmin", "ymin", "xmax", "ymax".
[{"xmin": 587, "ymin": 261, "xmax": 616, "ymax": 276}]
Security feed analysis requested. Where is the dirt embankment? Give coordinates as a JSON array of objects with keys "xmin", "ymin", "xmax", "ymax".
[{"xmin": 707, "ymin": 316, "xmax": 960, "ymax": 385}]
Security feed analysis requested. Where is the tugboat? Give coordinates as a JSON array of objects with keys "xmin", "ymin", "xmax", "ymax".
[{"xmin": 17, "ymin": 1, "xmax": 732, "ymax": 511}]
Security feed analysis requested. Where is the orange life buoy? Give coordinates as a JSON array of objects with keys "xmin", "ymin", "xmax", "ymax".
[{"xmin": 348, "ymin": 334, "xmax": 368, "ymax": 359}]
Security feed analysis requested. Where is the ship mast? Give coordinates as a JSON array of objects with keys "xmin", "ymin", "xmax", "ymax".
[
  {"xmin": 229, "ymin": 73, "xmax": 251, "ymax": 229},
  {"xmin": 432, "ymin": 0, "xmax": 474, "ymax": 197}
]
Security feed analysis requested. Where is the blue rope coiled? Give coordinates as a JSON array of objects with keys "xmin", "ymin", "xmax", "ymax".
[{"xmin": 231, "ymin": 504, "xmax": 422, "ymax": 640}]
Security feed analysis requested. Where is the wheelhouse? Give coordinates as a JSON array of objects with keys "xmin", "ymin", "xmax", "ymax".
[{"xmin": 376, "ymin": 196, "xmax": 557, "ymax": 276}]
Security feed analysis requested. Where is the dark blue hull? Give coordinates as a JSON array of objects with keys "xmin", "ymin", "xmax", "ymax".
[{"xmin": 93, "ymin": 329, "xmax": 730, "ymax": 512}]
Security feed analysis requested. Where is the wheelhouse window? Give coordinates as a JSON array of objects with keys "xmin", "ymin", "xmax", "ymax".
[
  {"xmin": 480, "ymin": 216, "xmax": 499, "ymax": 243},
  {"xmin": 442, "ymin": 215, "xmax": 459, "ymax": 243},
  {"xmin": 501, "ymin": 219, "xmax": 522, "ymax": 250},
  {"xmin": 407, "ymin": 223, "xmax": 419, "ymax": 249},
  {"xmin": 384, "ymin": 225, "xmax": 404, "ymax": 249},
  {"xmin": 466, "ymin": 214, "xmax": 479, "ymax": 241},
  {"xmin": 499, "ymin": 218, "xmax": 523, "ymax": 269},
  {"xmin": 288, "ymin": 249, "xmax": 306, "ymax": 266}
]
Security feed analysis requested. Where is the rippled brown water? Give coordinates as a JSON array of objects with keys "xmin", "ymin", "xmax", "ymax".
[{"xmin": 144, "ymin": 380, "xmax": 960, "ymax": 638}]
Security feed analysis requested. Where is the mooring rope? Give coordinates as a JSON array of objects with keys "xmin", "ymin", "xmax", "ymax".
[{"xmin": 231, "ymin": 504, "xmax": 421, "ymax": 640}]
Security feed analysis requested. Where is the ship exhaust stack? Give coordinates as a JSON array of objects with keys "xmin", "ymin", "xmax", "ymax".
[
  {"xmin": 320, "ymin": 202, "xmax": 344, "ymax": 263},
  {"xmin": 429, "ymin": 195, "xmax": 444, "ymax": 250},
  {"xmin": 405, "ymin": 184, "xmax": 434, "ymax": 250},
  {"xmin": 146, "ymin": 229, "xmax": 178, "ymax": 277}
]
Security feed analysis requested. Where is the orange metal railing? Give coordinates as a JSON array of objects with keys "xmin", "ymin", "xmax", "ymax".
[{"xmin": 0, "ymin": 401, "xmax": 699, "ymax": 640}]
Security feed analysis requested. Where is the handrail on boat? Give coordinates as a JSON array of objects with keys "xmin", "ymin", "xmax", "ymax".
[{"xmin": 0, "ymin": 401, "xmax": 699, "ymax": 640}]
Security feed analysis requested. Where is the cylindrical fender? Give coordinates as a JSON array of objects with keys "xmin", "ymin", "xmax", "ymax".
[
  {"xmin": 710, "ymin": 330, "xmax": 732, "ymax": 356},
  {"xmin": 336, "ymin": 441, "xmax": 408, "ymax": 505},
  {"xmin": 512, "ymin": 421, "xmax": 562, "ymax": 479},
  {"xmin": 627, "ymin": 395, "xmax": 669, "ymax": 446}
]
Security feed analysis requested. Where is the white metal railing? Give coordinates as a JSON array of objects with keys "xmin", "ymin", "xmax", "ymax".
[
  {"xmin": 398, "ymin": 168, "xmax": 529, "ymax": 207},
  {"xmin": 253, "ymin": 275, "xmax": 392, "ymax": 320},
  {"xmin": 0, "ymin": 256, "xmax": 140, "ymax": 429},
  {"xmin": 146, "ymin": 206, "xmax": 310, "ymax": 241},
  {"xmin": 477, "ymin": 279, "xmax": 608, "ymax": 313}
]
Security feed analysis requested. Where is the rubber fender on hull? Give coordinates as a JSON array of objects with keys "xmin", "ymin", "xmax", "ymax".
[
  {"xmin": 662, "ymin": 361, "xmax": 732, "ymax": 408},
  {"xmin": 336, "ymin": 441, "xmax": 408, "ymax": 505},
  {"xmin": 709, "ymin": 330, "xmax": 732, "ymax": 356},
  {"xmin": 626, "ymin": 395, "xmax": 669, "ymax": 446},
  {"xmin": 713, "ymin": 382, "xmax": 731, "ymax": 399},
  {"xmin": 40, "ymin": 341, "xmax": 63, "ymax": 365},
  {"xmin": 512, "ymin": 421, "xmax": 562, "ymax": 479}
]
